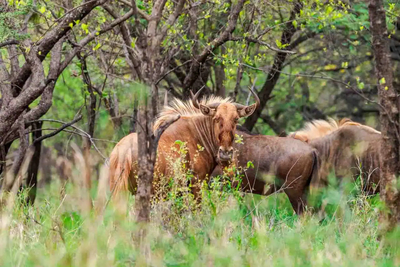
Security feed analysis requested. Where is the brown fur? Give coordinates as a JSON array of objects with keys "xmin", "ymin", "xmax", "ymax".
[
  {"xmin": 212, "ymin": 129, "xmax": 319, "ymax": 214},
  {"xmin": 290, "ymin": 119, "xmax": 381, "ymax": 194},
  {"xmin": 109, "ymin": 94, "xmax": 258, "ymax": 198},
  {"xmin": 288, "ymin": 117, "xmax": 380, "ymax": 143},
  {"xmin": 109, "ymin": 133, "xmax": 138, "ymax": 194}
]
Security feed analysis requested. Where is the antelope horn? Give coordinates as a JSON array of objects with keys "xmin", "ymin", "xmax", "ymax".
[
  {"xmin": 164, "ymin": 90, "xmax": 168, "ymax": 106},
  {"xmin": 234, "ymin": 86, "xmax": 260, "ymax": 110},
  {"xmin": 190, "ymin": 86, "xmax": 205, "ymax": 109}
]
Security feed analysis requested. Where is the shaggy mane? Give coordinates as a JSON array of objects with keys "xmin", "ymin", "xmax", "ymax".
[
  {"xmin": 153, "ymin": 95, "xmax": 233, "ymax": 133},
  {"xmin": 290, "ymin": 118, "xmax": 380, "ymax": 142}
]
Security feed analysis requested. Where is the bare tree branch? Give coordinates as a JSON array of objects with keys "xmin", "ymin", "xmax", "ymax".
[
  {"xmin": 117, "ymin": 0, "xmax": 150, "ymax": 20},
  {"xmin": 11, "ymin": 0, "xmax": 109, "ymax": 96},
  {"xmin": 183, "ymin": 0, "xmax": 246, "ymax": 92},
  {"xmin": 59, "ymin": 8, "xmax": 134, "ymax": 75},
  {"xmin": 231, "ymin": 36, "xmax": 297, "ymax": 54},
  {"xmin": 243, "ymin": 1, "xmax": 303, "ymax": 130},
  {"xmin": 23, "ymin": 38, "xmax": 64, "ymax": 123},
  {"xmin": 0, "ymin": 40, "xmax": 19, "ymax": 48},
  {"xmin": 103, "ymin": 4, "xmax": 143, "ymax": 80},
  {"xmin": 33, "ymin": 116, "xmax": 83, "ymax": 144},
  {"xmin": 159, "ymin": 0, "xmax": 186, "ymax": 39},
  {"xmin": 8, "ymin": 45, "xmax": 21, "ymax": 80}
]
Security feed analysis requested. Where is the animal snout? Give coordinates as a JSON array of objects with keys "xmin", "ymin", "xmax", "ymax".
[{"xmin": 218, "ymin": 147, "xmax": 233, "ymax": 162}]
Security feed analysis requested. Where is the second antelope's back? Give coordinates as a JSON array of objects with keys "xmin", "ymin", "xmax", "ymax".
[
  {"xmin": 288, "ymin": 118, "xmax": 380, "ymax": 143},
  {"xmin": 289, "ymin": 118, "xmax": 381, "ymax": 194}
]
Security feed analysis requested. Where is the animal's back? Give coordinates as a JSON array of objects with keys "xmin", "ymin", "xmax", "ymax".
[
  {"xmin": 233, "ymin": 132, "xmax": 317, "ymax": 195},
  {"xmin": 337, "ymin": 125, "xmax": 381, "ymax": 193},
  {"xmin": 109, "ymin": 133, "xmax": 138, "ymax": 196},
  {"xmin": 308, "ymin": 125, "xmax": 381, "ymax": 193}
]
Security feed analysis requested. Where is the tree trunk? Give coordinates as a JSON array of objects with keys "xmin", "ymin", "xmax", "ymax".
[
  {"xmin": 0, "ymin": 142, "xmax": 12, "ymax": 177},
  {"xmin": 215, "ymin": 47, "xmax": 226, "ymax": 97},
  {"xmin": 135, "ymin": 99, "xmax": 154, "ymax": 223},
  {"xmin": 369, "ymin": 0, "xmax": 400, "ymax": 227},
  {"xmin": 135, "ymin": 85, "xmax": 180, "ymax": 223},
  {"xmin": 25, "ymin": 121, "xmax": 43, "ymax": 205}
]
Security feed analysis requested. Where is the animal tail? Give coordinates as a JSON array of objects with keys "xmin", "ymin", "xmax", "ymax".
[{"xmin": 109, "ymin": 139, "xmax": 137, "ymax": 199}]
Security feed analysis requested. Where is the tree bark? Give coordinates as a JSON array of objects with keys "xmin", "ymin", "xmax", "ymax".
[
  {"xmin": 369, "ymin": 0, "xmax": 400, "ymax": 227},
  {"xmin": 135, "ymin": 89, "xmax": 180, "ymax": 223},
  {"xmin": 135, "ymin": 100, "xmax": 154, "ymax": 223},
  {"xmin": 25, "ymin": 121, "xmax": 42, "ymax": 205},
  {"xmin": 215, "ymin": 47, "xmax": 226, "ymax": 97}
]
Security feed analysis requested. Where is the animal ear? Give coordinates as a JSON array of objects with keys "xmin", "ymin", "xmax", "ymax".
[
  {"xmin": 238, "ymin": 103, "xmax": 257, "ymax": 117},
  {"xmin": 199, "ymin": 104, "xmax": 216, "ymax": 116}
]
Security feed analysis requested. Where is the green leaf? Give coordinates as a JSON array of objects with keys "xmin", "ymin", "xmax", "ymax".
[
  {"xmin": 325, "ymin": 6, "xmax": 333, "ymax": 15},
  {"xmin": 61, "ymin": 212, "xmax": 82, "ymax": 231},
  {"xmin": 197, "ymin": 144, "xmax": 205, "ymax": 152},
  {"xmin": 175, "ymin": 140, "xmax": 183, "ymax": 146},
  {"xmin": 275, "ymin": 39, "xmax": 282, "ymax": 48},
  {"xmin": 246, "ymin": 161, "xmax": 254, "ymax": 169},
  {"xmin": 92, "ymin": 43, "xmax": 101, "ymax": 51},
  {"xmin": 235, "ymin": 134, "xmax": 244, "ymax": 144},
  {"xmin": 38, "ymin": 6, "xmax": 46, "ymax": 14},
  {"xmin": 81, "ymin": 23, "xmax": 89, "ymax": 34}
]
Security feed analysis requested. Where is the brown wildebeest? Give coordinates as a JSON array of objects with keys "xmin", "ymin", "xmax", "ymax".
[
  {"xmin": 212, "ymin": 126, "xmax": 319, "ymax": 214},
  {"xmin": 109, "ymin": 88, "xmax": 260, "ymax": 197},
  {"xmin": 288, "ymin": 118, "xmax": 381, "ymax": 194}
]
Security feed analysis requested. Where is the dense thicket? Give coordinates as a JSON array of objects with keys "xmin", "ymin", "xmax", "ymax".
[{"xmin": 0, "ymin": 0, "xmax": 399, "ymax": 213}]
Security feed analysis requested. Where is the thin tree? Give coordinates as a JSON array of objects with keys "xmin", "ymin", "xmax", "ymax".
[{"xmin": 369, "ymin": 0, "xmax": 400, "ymax": 227}]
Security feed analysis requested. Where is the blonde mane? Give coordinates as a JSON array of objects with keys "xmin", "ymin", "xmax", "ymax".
[
  {"xmin": 290, "ymin": 118, "xmax": 381, "ymax": 142},
  {"xmin": 153, "ymin": 95, "xmax": 233, "ymax": 133}
]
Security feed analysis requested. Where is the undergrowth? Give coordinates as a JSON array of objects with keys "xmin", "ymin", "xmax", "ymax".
[{"xmin": 0, "ymin": 161, "xmax": 399, "ymax": 267}]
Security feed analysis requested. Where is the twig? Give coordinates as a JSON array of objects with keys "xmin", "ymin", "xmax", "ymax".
[
  {"xmin": 28, "ymin": 118, "xmax": 108, "ymax": 163},
  {"xmin": 155, "ymin": 60, "xmax": 192, "ymax": 85},
  {"xmin": 117, "ymin": 0, "xmax": 150, "ymax": 20},
  {"xmin": 32, "ymin": 115, "xmax": 83, "ymax": 144},
  {"xmin": 230, "ymin": 37, "xmax": 297, "ymax": 54},
  {"xmin": 0, "ymin": 40, "xmax": 19, "ymax": 48}
]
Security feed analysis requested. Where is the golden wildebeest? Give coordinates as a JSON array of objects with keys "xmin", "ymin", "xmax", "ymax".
[
  {"xmin": 212, "ymin": 126, "xmax": 319, "ymax": 214},
  {"xmin": 109, "ymin": 88, "xmax": 260, "ymax": 197},
  {"xmin": 288, "ymin": 118, "xmax": 381, "ymax": 194}
]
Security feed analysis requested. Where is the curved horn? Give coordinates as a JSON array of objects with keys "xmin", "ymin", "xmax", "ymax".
[
  {"xmin": 234, "ymin": 86, "xmax": 260, "ymax": 110},
  {"xmin": 249, "ymin": 86, "xmax": 260, "ymax": 108},
  {"xmin": 233, "ymin": 103, "xmax": 246, "ymax": 109},
  {"xmin": 190, "ymin": 86, "xmax": 205, "ymax": 109}
]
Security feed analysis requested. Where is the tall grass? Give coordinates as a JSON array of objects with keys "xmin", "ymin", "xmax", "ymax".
[{"xmin": 0, "ymin": 155, "xmax": 399, "ymax": 266}]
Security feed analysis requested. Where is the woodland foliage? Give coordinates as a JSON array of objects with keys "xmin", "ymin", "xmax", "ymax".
[{"xmin": 0, "ymin": 0, "xmax": 400, "ymax": 264}]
